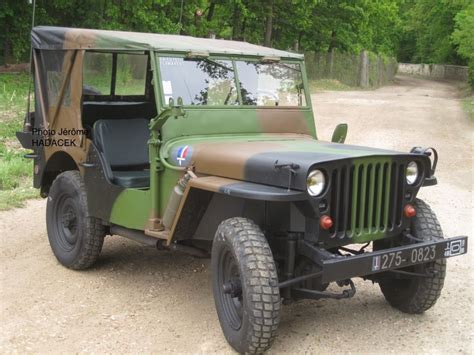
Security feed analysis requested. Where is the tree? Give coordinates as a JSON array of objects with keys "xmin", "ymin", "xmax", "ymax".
[
  {"xmin": 396, "ymin": 0, "xmax": 469, "ymax": 65},
  {"xmin": 452, "ymin": 4, "xmax": 474, "ymax": 86}
]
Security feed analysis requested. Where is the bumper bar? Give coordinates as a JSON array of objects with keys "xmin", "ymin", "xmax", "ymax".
[{"xmin": 298, "ymin": 236, "xmax": 468, "ymax": 284}]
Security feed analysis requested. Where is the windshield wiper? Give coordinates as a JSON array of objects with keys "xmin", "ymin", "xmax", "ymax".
[
  {"xmin": 184, "ymin": 56, "xmax": 234, "ymax": 72},
  {"xmin": 272, "ymin": 62, "xmax": 300, "ymax": 72},
  {"xmin": 204, "ymin": 58, "xmax": 234, "ymax": 72}
]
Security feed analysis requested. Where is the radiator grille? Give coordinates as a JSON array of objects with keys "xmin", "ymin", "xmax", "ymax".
[{"xmin": 330, "ymin": 160, "xmax": 405, "ymax": 239}]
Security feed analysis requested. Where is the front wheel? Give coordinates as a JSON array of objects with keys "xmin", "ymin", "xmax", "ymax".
[
  {"xmin": 212, "ymin": 218, "xmax": 281, "ymax": 354},
  {"xmin": 376, "ymin": 199, "xmax": 446, "ymax": 314}
]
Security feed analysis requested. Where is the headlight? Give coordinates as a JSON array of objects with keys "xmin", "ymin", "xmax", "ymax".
[
  {"xmin": 406, "ymin": 161, "xmax": 419, "ymax": 185},
  {"xmin": 307, "ymin": 169, "xmax": 326, "ymax": 196}
]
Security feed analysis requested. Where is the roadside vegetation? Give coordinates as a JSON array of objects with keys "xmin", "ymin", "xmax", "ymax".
[
  {"xmin": 308, "ymin": 79, "xmax": 352, "ymax": 92},
  {"xmin": 0, "ymin": 73, "xmax": 38, "ymax": 210},
  {"xmin": 461, "ymin": 92, "xmax": 474, "ymax": 122}
]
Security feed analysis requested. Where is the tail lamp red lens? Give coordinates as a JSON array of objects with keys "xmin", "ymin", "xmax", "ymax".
[
  {"xmin": 320, "ymin": 215, "xmax": 333, "ymax": 230},
  {"xmin": 404, "ymin": 204, "xmax": 416, "ymax": 218}
]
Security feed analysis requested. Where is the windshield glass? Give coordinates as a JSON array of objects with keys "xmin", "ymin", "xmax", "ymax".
[
  {"xmin": 159, "ymin": 57, "xmax": 237, "ymax": 105},
  {"xmin": 236, "ymin": 61, "xmax": 306, "ymax": 106},
  {"xmin": 158, "ymin": 56, "xmax": 307, "ymax": 107}
]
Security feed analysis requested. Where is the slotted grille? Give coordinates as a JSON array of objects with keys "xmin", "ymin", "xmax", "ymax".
[{"xmin": 330, "ymin": 160, "xmax": 405, "ymax": 239}]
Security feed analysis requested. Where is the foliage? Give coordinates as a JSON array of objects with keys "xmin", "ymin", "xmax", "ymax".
[
  {"xmin": 0, "ymin": 73, "xmax": 39, "ymax": 210},
  {"xmin": 1, "ymin": 0, "xmax": 472, "ymax": 70},
  {"xmin": 397, "ymin": 0, "xmax": 470, "ymax": 65},
  {"xmin": 1, "ymin": 0, "xmax": 403, "ymax": 64},
  {"xmin": 305, "ymin": 50, "xmax": 397, "ymax": 87},
  {"xmin": 452, "ymin": 4, "xmax": 474, "ymax": 87},
  {"xmin": 461, "ymin": 94, "xmax": 474, "ymax": 121},
  {"xmin": 308, "ymin": 79, "xmax": 351, "ymax": 92}
]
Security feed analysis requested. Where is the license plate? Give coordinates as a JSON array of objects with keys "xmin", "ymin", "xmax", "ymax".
[
  {"xmin": 320, "ymin": 236, "xmax": 468, "ymax": 283},
  {"xmin": 371, "ymin": 237, "xmax": 467, "ymax": 272}
]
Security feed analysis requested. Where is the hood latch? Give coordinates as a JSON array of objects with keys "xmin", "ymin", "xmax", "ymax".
[{"xmin": 274, "ymin": 161, "xmax": 300, "ymax": 191}]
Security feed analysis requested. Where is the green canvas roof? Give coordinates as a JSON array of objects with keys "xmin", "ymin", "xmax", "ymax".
[{"xmin": 32, "ymin": 26, "xmax": 303, "ymax": 59}]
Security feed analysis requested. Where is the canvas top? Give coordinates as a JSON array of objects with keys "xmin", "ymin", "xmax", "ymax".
[{"xmin": 32, "ymin": 26, "xmax": 303, "ymax": 59}]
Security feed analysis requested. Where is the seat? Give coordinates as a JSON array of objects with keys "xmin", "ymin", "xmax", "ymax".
[
  {"xmin": 93, "ymin": 118, "xmax": 150, "ymax": 188},
  {"xmin": 113, "ymin": 171, "xmax": 150, "ymax": 188}
]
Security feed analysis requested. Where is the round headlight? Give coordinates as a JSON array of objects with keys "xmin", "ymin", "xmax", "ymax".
[
  {"xmin": 406, "ymin": 161, "xmax": 419, "ymax": 185},
  {"xmin": 307, "ymin": 169, "xmax": 326, "ymax": 196}
]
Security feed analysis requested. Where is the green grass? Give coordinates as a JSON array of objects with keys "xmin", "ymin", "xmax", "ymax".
[
  {"xmin": 462, "ymin": 95, "xmax": 474, "ymax": 121},
  {"xmin": 456, "ymin": 82, "xmax": 474, "ymax": 122},
  {"xmin": 308, "ymin": 79, "xmax": 352, "ymax": 92},
  {"xmin": 0, "ymin": 73, "xmax": 39, "ymax": 210}
]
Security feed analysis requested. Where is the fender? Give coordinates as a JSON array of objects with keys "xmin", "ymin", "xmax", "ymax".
[
  {"xmin": 166, "ymin": 176, "xmax": 306, "ymax": 245},
  {"xmin": 189, "ymin": 176, "xmax": 306, "ymax": 202}
]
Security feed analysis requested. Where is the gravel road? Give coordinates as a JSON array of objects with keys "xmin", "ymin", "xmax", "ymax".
[{"xmin": 1, "ymin": 75, "xmax": 472, "ymax": 353}]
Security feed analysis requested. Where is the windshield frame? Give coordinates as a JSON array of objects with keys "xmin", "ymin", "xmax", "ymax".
[{"xmin": 153, "ymin": 52, "xmax": 311, "ymax": 110}]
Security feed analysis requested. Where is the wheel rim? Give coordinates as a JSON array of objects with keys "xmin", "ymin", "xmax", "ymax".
[
  {"xmin": 54, "ymin": 195, "xmax": 79, "ymax": 251},
  {"xmin": 217, "ymin": 247, "xmax": 243, "ymax": 330}
]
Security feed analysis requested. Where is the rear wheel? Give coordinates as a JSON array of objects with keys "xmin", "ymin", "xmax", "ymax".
[
  {"xmin": 212, "ymin": 218, "xmax": 281, "ymax": 354},
  {"xmin": 46, "ymin": 171, "xmax": 105, "ymax": 270},
  {"xmin": 376, "ymin": 199, "xmax": 446, "ymax": 314}
]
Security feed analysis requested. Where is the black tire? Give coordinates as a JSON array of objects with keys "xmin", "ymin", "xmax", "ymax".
[
  {"xmin": 46, "ymin": 171, "xmax": 105, "ymax": 270},
  {"xmin": 212, "ymin": 218, "xmax": 281, "ymax": 354},
  {"xmin": 377, "ymin": 199, "xmax": 446, "ymax": 314}
]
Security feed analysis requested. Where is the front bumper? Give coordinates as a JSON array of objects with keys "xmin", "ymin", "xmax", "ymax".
[{"xmin": 299, "ymin": 236, "xmax": 468, "ymax": 283}]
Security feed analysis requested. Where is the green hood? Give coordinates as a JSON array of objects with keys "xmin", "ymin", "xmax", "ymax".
[{"xmin": 166, "ymin": 136, "xmax": 428, "ymax": 190}]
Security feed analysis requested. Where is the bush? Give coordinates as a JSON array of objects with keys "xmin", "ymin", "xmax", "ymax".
[
  {"xmin": 468, "ymin": 62, "xmax": 474, "ymax": 88},
  {"xmin": 452, "ymin": 4, "xmax": 474, "ymax": 88}
]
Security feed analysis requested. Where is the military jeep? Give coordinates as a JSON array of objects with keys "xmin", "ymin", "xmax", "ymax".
[{"xmin": 17, "ymin": 27, "xmax": 468, "ymax": 353}]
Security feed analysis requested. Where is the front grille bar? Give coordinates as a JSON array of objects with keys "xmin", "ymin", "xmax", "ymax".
[{"xmin": 329, "ymin": 160, "xmax": 405, "ymax": 239}]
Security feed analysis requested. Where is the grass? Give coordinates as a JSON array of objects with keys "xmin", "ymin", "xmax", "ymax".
[
  {"xmin": 0, "ymin": 72, "xmax": 39, "ymax": 210},
  {"xmin": 454, "ymin": 81, "xmax": 474, "ymax": 122},
  {"xmin": 462, "ymin": 96, "xmax": 474, "ymax": 121},
  {"xmin": 459, "ymin": 85, "xmax": 474, "ymax": 122},
  {"xmin": 308, "ymin": 79, "xmax": 352, "ymax": 92}
]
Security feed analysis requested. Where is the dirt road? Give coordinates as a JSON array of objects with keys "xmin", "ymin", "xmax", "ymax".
[{"xmin": 1, "ymin": 75, "xmax": 472, "ymax": 353}]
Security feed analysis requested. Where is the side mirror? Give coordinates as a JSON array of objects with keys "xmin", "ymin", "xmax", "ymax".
[{"xmin": 331, "ymin": 123, "xmax": 348, "ymax": 143}]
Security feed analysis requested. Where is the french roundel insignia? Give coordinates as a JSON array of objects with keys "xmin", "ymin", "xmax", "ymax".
[{"xmin": 176, "ymin": 145, "xmax": 192, "ymax": 166}]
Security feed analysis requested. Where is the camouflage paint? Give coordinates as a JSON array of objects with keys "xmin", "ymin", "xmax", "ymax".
[
  {"xmin": 25, "ymin": 27, "xmax": 432, "ymax": 247},
  {"xmin": 109, "ymin": 188, "xmax": 151, "ymax": 229},
  {"xmin": 32, "ymin": 26, "xmax": 303, "ymax": 60}
]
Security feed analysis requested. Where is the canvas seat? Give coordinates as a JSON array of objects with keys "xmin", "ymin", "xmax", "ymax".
[{"xmin": 92, "ymin": 119, "xmax": 150, "ymax": 188}]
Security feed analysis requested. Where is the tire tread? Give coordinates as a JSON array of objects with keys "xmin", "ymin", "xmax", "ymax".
[
  {"xmin": 379, "ymin": 199, "xmax": 446, "ymax": 314},
  {"xmin": 214, "ymin": 217, "xmax": 280, "ymax": 353},
  {"xmin": 47, "ymin": 171, "xmax": 105, "ymax": 270}
]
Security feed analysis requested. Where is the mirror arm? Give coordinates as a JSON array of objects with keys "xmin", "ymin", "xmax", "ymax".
[{"xmin": 149, "ymin": 98, "xmax": 186, "ymax": 132}]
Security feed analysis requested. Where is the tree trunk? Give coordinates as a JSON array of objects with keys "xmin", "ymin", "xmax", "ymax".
[
  {"xmin": 179, "ymin": 0, "xmax": 185, "ymax": 34},
  {"xmin": 328, "ymin": 30, "xmax": 337, "ymax": 52},
  {"xmin": 232, "ymin": 3, "xmax": 242, "ymax": 40},
  {"xmin": 4, "ymin": 24, "xmax": 12, "ymax": 65},
  {"xmin": 207, "ymin": 1, "xmax": 215, "ymax": 21},
  {"xmin": 264, "ymin": 0, "xmax": 273, "ymax": 47}
]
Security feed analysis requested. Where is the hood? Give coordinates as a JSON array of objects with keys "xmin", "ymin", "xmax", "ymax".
[{"xmin": 166, "ymin": 135, "xmax": 426, "ymax": 190}]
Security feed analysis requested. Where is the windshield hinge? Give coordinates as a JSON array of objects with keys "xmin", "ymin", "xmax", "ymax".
[
  {"xmin": 261, "ymin": 56, "xmax": 281, "ymax": 63},
  {"xmin": 186, "ymin": 51, "xmax": 210, "ymax": 59}
]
